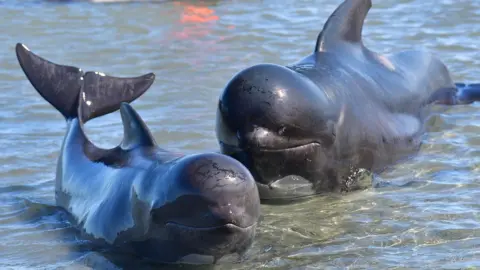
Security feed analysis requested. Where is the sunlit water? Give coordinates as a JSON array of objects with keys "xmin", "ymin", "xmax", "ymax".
[{"xmin": 1, "ymin": 0, "xmax": 480, "ymax": 269}]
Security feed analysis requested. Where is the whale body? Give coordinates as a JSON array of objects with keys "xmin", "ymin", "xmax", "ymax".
[
  {"xmin": 16, "ymin": 43, "xmax": 260, "ymax": 264},
  {"xmin": 215, "ymin": 0, "xmax": 480, "ymax": 202}
]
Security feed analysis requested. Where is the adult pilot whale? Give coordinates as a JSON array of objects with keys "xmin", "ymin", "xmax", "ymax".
[
  {"xmin": 15, "ymin": 43, "xmax": 260, "ymax": 264},
  {"xmin": 215, "ymin": 0, "xmax": 480, "ymax": 203}
]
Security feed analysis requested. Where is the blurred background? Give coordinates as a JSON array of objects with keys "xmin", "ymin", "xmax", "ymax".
[{"xmin": 1, "ymin": 0, "xmax": 480, "ymax": 269}]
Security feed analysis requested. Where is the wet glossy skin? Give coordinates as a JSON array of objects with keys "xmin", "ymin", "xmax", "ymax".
[
  {"xmin": 215, "ymin": 0, "xmax": 472, "ymax": 203},
  {"xmin": 16, "ymin": 43, "xmax": 260, "ymax": 264},
  {"xmin": 58, "ymin": 120, "xmax": 260, "ymax": 263}
]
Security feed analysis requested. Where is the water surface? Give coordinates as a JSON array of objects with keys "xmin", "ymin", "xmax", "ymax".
[{"xmin": 1, "ymin": 0, "xmax": 480, "ymax": 269}]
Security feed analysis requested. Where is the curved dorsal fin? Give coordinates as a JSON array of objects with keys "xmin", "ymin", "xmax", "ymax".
[
  {"xmin": 315, "ymin": 0, "xmax": 372, "ymax": 52},
  {"xmin": 119, "ymin": 102, "xmax": 156, "ymax": 150}
]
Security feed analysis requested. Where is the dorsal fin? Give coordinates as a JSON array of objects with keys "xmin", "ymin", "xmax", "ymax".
[
  {"xmin": 119, "ymin": 102, "xmax": 156, "ymax": 150},
  {"xmin": 315, "ymin": 0, "xmax": 372, "ymax": 52}
]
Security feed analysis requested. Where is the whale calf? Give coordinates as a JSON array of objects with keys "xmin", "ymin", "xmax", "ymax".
[
  {"xmin": 215, "ymin": 0, "xmax": 480, "ymax": 203},
  {"xmin": 16, "ymin": 43, "xmax": 260, "ymax": 264}
]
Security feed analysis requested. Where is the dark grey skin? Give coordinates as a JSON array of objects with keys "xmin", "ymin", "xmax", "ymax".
[
  {"xmin": 216, "ymin": 0, "xmax": 480, "ymax": 203},
  {"xmin": 16, "ymin": 43, "xmax": 260, "ymax": 264}
]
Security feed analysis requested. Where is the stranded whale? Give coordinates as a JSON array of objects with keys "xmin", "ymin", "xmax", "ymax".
[
  {"xmin": 215, "ymin": 0, "xmax": 480, "ymax": 202},
  {"xmin": 16, "ymin": 43, "xmax": 260, "ymax": 264}
]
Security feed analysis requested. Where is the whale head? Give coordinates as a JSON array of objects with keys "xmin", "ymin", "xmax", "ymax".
[
  {"xmin": 143, "ymin": 152, "xmax": 260, "ymax": 263},
  {"xmin": 214, "ymin": 63, "xmax": 341, "ymax": 203}
]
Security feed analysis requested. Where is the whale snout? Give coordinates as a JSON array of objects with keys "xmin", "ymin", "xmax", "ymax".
[{"xmin": 150, "ymin": 153, "xmax": 260, "ymax": 259}]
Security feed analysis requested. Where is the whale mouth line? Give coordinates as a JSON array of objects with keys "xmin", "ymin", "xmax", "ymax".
[
  {"xmin": 165, "ymin": 222, "xmax": 257, "ymax": 231},
  {"xmin": 219, "ymin": 141, "xmax": 326, "ymax": 202},
  {"xmin": 222, "ymin": 141, "xmax": 321, "ymax": 152},
  {"xmin": 252, "ymin": 142, "xmax": 321, "ymax": 152}
]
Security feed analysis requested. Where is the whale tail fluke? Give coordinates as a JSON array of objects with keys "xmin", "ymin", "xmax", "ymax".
[
  {"xmin": 78, "ymin": 71, "xmax": 155, "ymax": 123},
  {"xmin": 15, "ymin": 43, "xmax": 155, "ymax": 123},
  {"xmin": 455, "ymin": 83, "xmax": 480, "ymax": 104},
  {"xmin": 15, "ymin": 43, "xmax": 83, "ymax": 120}
]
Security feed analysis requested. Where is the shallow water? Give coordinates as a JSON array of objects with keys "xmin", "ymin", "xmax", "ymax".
[{"xmin": 1, "ymin": 0, "xmax": 480, "ymax": 269}]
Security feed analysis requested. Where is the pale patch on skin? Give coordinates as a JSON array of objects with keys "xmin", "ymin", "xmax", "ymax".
[{"xmin": 376, "ymin": 54, "xmax": 396, "ymax": 71}]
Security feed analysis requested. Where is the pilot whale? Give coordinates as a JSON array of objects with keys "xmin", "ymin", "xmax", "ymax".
[
  {"xmin": 16, "ymin": 43, "xmax": 260, "ymax": 264},
  {"xmin": 215, "ymin": 0, "xmax": 480, "ymax": 203}
]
